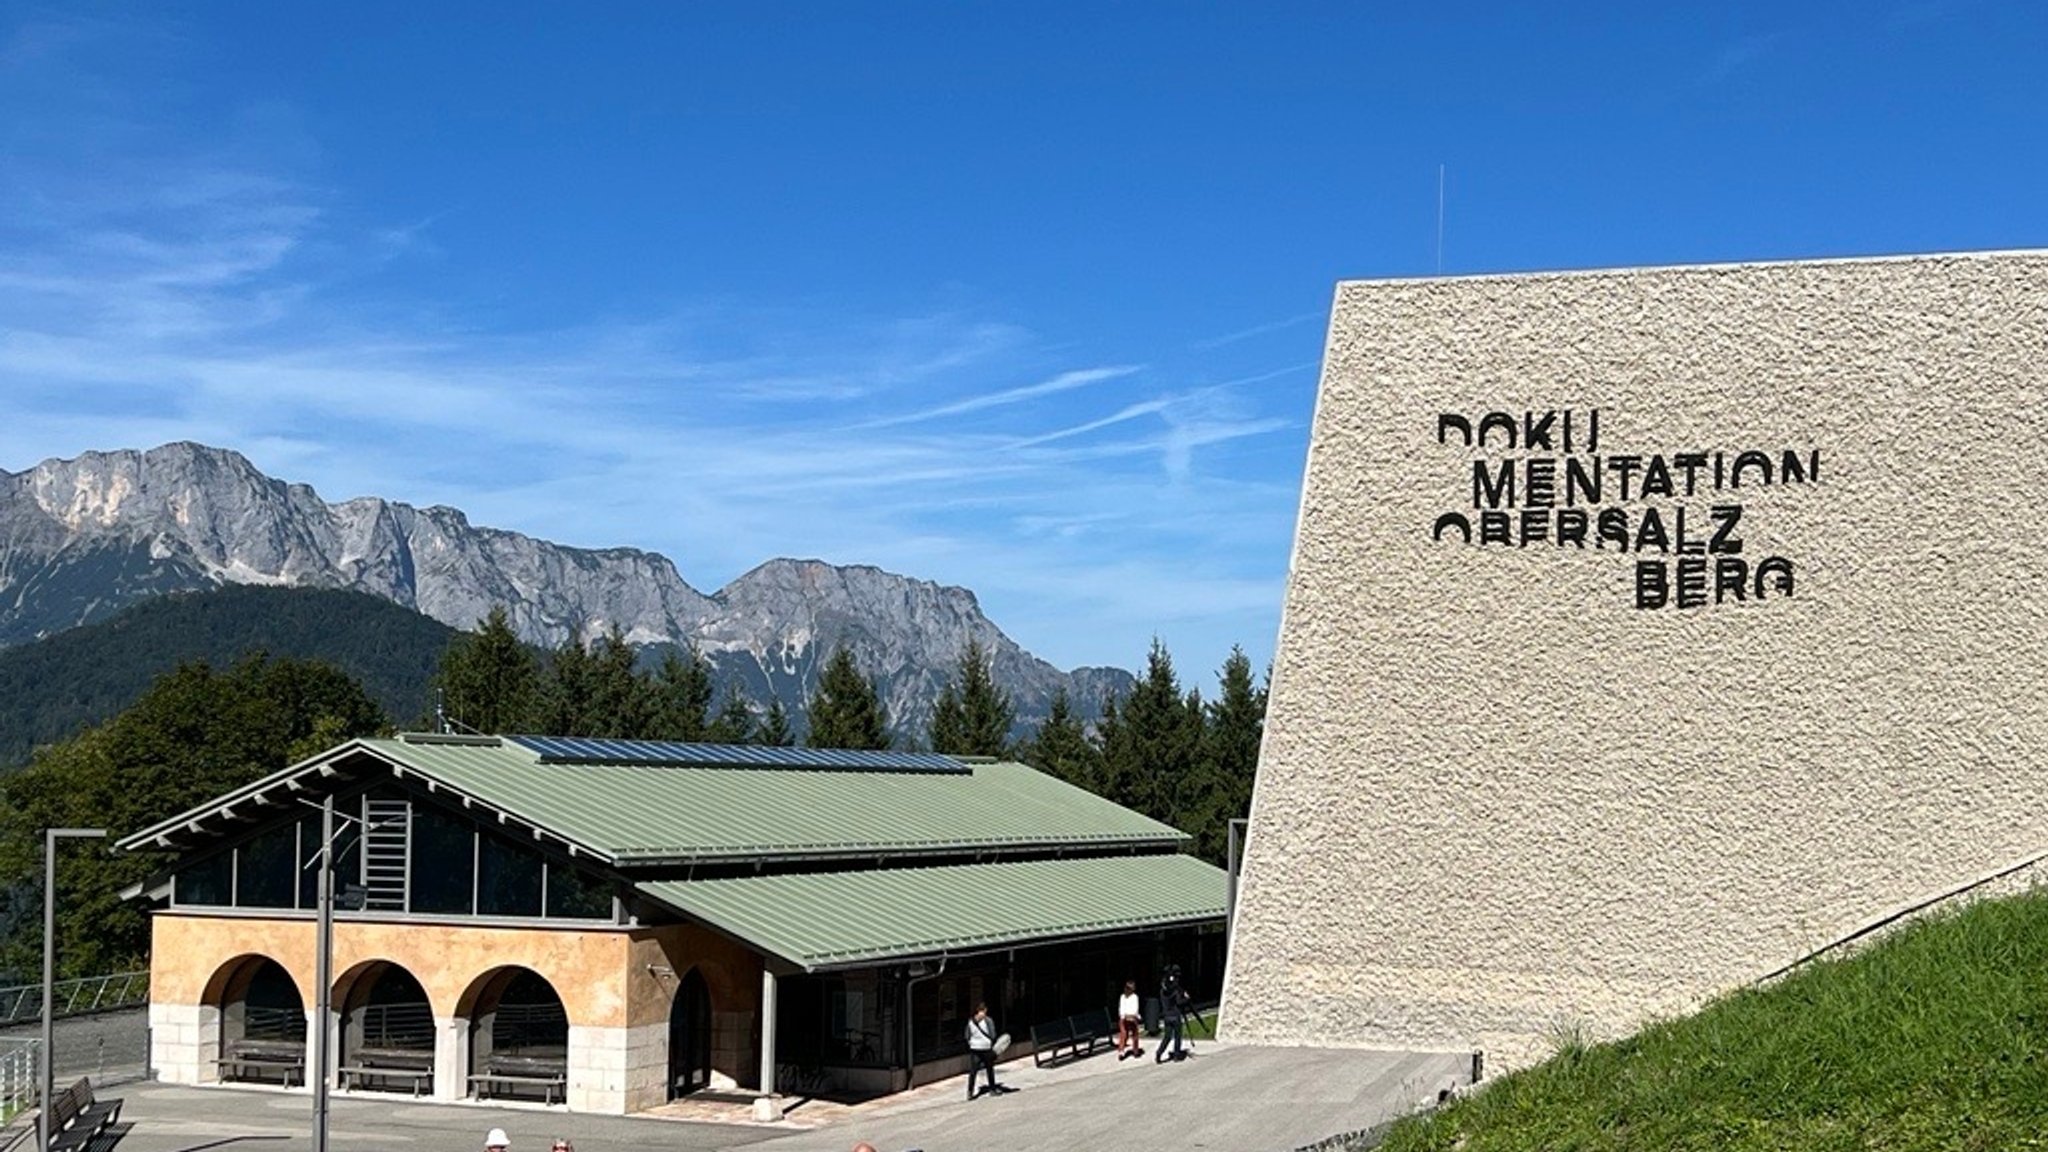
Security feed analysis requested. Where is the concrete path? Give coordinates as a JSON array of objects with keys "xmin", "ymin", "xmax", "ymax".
[
  {"xmin": 741, "ymin": 1040, "xmax": 1470, "ymax": 1152},
  {"xmin": 92, "ymin": 1040, "xmax": 1470, "ymax": 1152}
]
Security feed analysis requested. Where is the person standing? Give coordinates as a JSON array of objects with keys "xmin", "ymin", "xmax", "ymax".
[
  {"xmin": 1154, "ymin": 967, "xmax": 1190, "ymax": 1063},
  {"xmin": 964, "ymin": 1002, "xmax": 1005, "ymax": 1099},
  {"xmin": 484, "ymin": 1129, "xmax": 511, "ymax": 1152},
  {"xmin": 1117, "ymin": 980, "xmax": 1143, "ymax": 1059}
]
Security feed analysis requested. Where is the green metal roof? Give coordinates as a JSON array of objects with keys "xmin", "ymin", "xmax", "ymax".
[
  {"xmin": 121, "ymin": 735, "xmax": 1189, "ymax": 864},
  {"xmin": 637, "ymin": 853, "xmax": 1228, "ymax": 970}
]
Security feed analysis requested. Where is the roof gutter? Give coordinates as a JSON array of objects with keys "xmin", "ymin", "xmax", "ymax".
[{"xmin": 803, "ymin": 911, "xmax": 1227, "ymax": 974}]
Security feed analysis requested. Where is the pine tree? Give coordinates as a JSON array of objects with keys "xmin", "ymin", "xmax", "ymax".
[
  {"xmin": 806, "ymin": 645, "xmax": 890, "ymax": 750},
  {"xmin": 1098, "ymin": 639, "xmax": 1199, "ymax": 825},
  {"xmin": 708, "ymin": 682, "xmax": 756, "ymax": 744},
  {"xmin": 757, "ymin": 698, "xmax": 794, "ymax": 746},
  {"xmin": 648, "ymin": 645, "xmax": 716, "ymax": 741},
  {"xmin": 1194, "ymin": 647, "xmax": 1267, "ymax": 863},
  {"xmin": 589, "ymin": 625, "xmax": 652, "ymax": 738},
  {"xmin": 1019, "ymin": 687, "xmax": 1101, "ymax": 790},
  {"xmin": 928, "ymin": 638, "xmax": 1014, "ymax": 757},
  {"xmin": 539, "ymin": 632, "xmax": 599, "ymax": 736},
  {"xmin": 431, "ymin": 606, "xmax": 539, "ymax": 734}
]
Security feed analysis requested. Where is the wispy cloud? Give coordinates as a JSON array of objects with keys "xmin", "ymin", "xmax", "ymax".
[
  {"xmin": 1190, "ymin": 310, "xmax": 1325, "ymax": 350},
  {"xmin": 854, "ymin": 365, "xmax": 1143, "ymax": 429},
  {"xmin": 1701, "ymin": 30, "xmax": 1790, "ymax": 86},
  {"xmin": 0, "ymin": 13, "xmax": 1313, "ymax": 679}
]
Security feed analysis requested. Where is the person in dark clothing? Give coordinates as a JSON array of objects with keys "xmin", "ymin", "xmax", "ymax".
[{"xmin": 1155, "ymin": 966, "xmax": 1191, "ymax": 1063}]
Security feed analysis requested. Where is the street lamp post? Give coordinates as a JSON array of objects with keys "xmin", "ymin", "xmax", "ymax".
[
  {"xmin": 313, "ymin": 796, "xmax": 334, "ymax": 1152},
  {"xmin": 41, "ymin": 828, "xmax": 107, "ymax": 1152}
]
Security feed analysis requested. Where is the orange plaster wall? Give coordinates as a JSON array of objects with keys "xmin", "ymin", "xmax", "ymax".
[
  {"xmin": 151, "ymin": 913, "xmax": 638, "ymax": 1027},
  {"xmin": 626, "ymin": 925, "xmax": 762, "ymax": 1029}
]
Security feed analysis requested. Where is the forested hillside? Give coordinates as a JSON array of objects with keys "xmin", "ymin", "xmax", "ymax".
[{"xmin": 0, "ymin": 585, "xmax": 455, "ymax": 769}]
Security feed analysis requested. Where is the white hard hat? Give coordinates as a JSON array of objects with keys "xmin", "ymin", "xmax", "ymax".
[{"xmin": 485, "ymin": 1130, "xmax": 510, "ymax": 1149}]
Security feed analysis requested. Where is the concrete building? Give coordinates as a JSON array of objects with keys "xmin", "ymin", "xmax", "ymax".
[
  {"xmin": 1221, "ymin": 250, "xmax": 2048, "ymax": 1071},
  {"xmin": 120, "ymin": 733, "xmax": 1226, "ymax": 1112}
]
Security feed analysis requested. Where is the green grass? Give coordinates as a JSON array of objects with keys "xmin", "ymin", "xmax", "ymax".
[{"xmin": 1374, "ymin": 889, "xmax": 2048, "ymax": 1152}]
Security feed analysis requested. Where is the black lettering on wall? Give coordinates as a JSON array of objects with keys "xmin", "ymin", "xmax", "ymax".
[
  {"xmin": 1433, "ymin": 513, "xmax": 1472, "ymax": 543},
  {"xmin": 1564, "ymin": 456, "xmax": 1602, "ymax": 506},
  {"xmin": 1635, "ymin": 561, "xmax": 1669, "ymax": 609},
  {"xmin": 1437, "ymin": 414, "xmax": 1474, "ymax": 447},
  {"xmin": 1708, "ymin": 505, "xmax": 1744, "ymax": 554},
  {"xmin": 1525, "ymin": 458, "xmax": 1557, "ymax": 507},
  {"xmin": 1473, "ymin": 460, "xmax": 1516, "ymax": 508},
  {"xmin": 1715, "ymin": 558, "xmax": 1749, "ymax": 602},
  {"xmin": 1732, "ymin": 450, "xmax": 1773, "ymax": 487},
  {"xmin": 1633, "ymin": 507, "xmax": 1671, "ymax": 553},
  {"xmin": 1676, "ymin": 557, "xmax": 1707, "ymax": 608},
  {"xmin": 1479, "ymin": 511, "xmax": 1511, "ymax": 545},
  {"xmin": 1522, "ymin": 411, "xmax": 1557, "ymax": 450},
  {"xmin": 1478, "ymin": 412, "xmax": 1517, "ymax": 449},
  {"xmin": 1557, "ymin": 509, "xmax": 1589, "ymax": 548},
  {"xmin": 1519, "ymin": 509, "xmax": 1549, "ymax": 547},
  {"xmin": 1596, "ymin": 508, "xmax": 1630, "ymax": 550},
  {"xmin": 1754, "ymin": 557, "xmax": 1795, "ymax": 598}
]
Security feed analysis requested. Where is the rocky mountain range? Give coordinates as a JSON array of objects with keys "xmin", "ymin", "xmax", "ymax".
[{"xmin": 0, "ymin": 443, "xmax": 1133, "ymax": 738}]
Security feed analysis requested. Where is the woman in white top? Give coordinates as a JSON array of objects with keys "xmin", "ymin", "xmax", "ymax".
[{"xmin": 1117, "ymin": 980, "xmax": 1143, "ymax": 1059}]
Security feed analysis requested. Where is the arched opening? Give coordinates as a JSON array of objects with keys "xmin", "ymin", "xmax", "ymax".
[
  {"xmin": 336, "ymin": 961, "xmax": 436, "ymax": 1095},
  {"xmin": 205, "ymin": 955, "xmax": 305, "ymax": 1087},
  {"xmin": 668, "ymin": 968, "xmax": 713, "ymax": 1099},
  {"xmin": 463, "ymin": 967, "xmax": 569, "ymax": 1104}
]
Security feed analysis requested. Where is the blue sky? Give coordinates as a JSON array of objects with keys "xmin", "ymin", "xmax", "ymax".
[{"xmin": 2, "ymin": 2, "xmax": 2042, "ymax": 685}]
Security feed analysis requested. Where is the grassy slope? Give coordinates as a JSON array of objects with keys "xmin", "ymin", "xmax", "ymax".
[{"xmin": 1376, "ymin": 890, "xmax": 2048, "ymax": 1152}]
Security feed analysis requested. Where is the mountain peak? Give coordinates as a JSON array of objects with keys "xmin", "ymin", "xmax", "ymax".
[{"xmin": 0, "ymin": 442, "xmax": 1132, "ymax": 736}]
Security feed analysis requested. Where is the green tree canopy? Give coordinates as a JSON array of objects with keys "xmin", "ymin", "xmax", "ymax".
[
  {"xmin": 589, "ymin": 625, "xmax": 653, "ymax": 738},
  {"xmin": 707, "ymin": 682, "xmax": 756, "ymax": 744},
  {"xmin": 648, "ymin": 646, "xmax": 716, "ymax": 741},
  {"xmin": 431, "ymin": 606, "xmax": 539, "ymax": 734},
  {"xmin": 1018, "ymin": 687, "xmax": 1102, "ymax": 791},
  {"xmin": 0, "ymin": 655, "xmax": 387, "ymax": 978},
  {"xmin": 806, "ymin": 645, "xmax": 890, "ymax": 750},
  {"xmin": 928, "ymin": 638, "xmax": 1014, "ymax": 757},
  {"xmin": 538, "ymin": 631, "xmax": 598, "ymax": 736},
  {"xmin": 1098, "ymin": 639, "xmax": 1203, "ymax": 826},
  {"xmin": 1192, "ymin": 647, "xmax": 1266, "ymax": 863},
  {"xmin": 757, "ymin": 698, "xmax": 794, "ymax": 747}
]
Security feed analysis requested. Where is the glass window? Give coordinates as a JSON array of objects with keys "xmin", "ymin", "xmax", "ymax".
[
  {"xmin": 236, "ymin": 822, "xmax": 298, "ymax": 909},
  {"xmin": 298, "ymin": 816, "xmax": 361, "ymax": 910},
  {"xmin": 408, "ymin": 805, "xmax": 475, "ymax": 915},
  {"xmin": 175, "ymin": 850, "xmax": 232, "ymax": 906},
  {"xmin": 477, "ymin": 832, "xmax": 543, "ymax": 918},
  {"xmin": 544, "ymin": 862, "xmax": 612, "ymax": 919}
]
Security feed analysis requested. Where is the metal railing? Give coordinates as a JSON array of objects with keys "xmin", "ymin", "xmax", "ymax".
[
  {"xmin": 0, "ymin": 972, "xmax": 150, "ymax": 1028},
  {"xmin": 0, "ymin": 1038, "xmax": 37, "ymax": 1123}
]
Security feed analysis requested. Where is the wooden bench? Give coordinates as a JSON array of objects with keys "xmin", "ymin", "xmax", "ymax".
[
  {"xmin": 217, "ymin": 1038, "xmax": 306, "ymax": 1087},
  {"xmin": 468, "ymin": 1053, "xmax": 567, "ymax": 1105},
  {"xmin": 338, "ymin": 1047, "xmax": 434, "ymax": 1096},
  {"xmin": 1029, "ymin": 1007, "xmax": 1116, "ymax": 1067},
  {"xmin": 46, "ymin": 1077, "xmax": 122, "ymax": 1152}
]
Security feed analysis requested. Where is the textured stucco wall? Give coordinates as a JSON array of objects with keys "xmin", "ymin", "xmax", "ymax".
[{"xmin": 1221, "ymin": 251, "xmax": 2048, "ymax": 1071}]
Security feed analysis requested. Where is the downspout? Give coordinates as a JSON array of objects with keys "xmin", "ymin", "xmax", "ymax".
[{"xmin": 901, "ymin": 954, "xmax": 948, "ymax": 1090}]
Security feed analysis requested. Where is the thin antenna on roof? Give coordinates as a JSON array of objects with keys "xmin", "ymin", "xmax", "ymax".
[
  {"xmin": 1436, "ymin": 164, "xmax": 1446, "ymax": 275},
  {"xmin": 435, "ymin": 689, "xmax": 448, "ymax": 735}
]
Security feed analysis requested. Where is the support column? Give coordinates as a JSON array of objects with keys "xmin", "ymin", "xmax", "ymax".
[
  {"xmin": 433, "ymin": 1016, "xmax": 465, "ymax": 1101},
  {"xmin": 751, "ymin": 969, "xmax": 780, "ymax": 1122}
]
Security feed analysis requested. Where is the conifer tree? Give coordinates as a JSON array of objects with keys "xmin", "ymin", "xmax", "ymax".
[
  {"xmin": 708, "ymin": 682, "xmax": 756, "ymax": 744},
  {"xmin": 928, "ymin": 638, "xmax": 1014, "ymax": 757},
  {"xmin": 757, "ymin": 698, "xmax": 794, "ymax": 746},
  {"xmin": 539, "ymin": 632, "xmax": 599, "ymax": 736},
  {"xmin": 1098, "ymin": 639, "xmax": 1200, "ymax": 825},
  {"xmin": 806, "ymin": 645, "xmax": 890, "ymax": 750},
  {"xmin": 1195, "ymin": 647, "xmax": 1267, "ymax": 863},
  {"xmin": 1019, "ymin": 687, "xmax": 1101, "ymax": 790},
  {"xmin": 432, "ymin": 606, "xmax": 539, "ymax": 734},
  {"xmin": 648, "ymin": 645, "xmax": 716, "ymax": 741},
  {"xmin": 589, "ymin": 625, "xmax": 652, "ymax": 738}
]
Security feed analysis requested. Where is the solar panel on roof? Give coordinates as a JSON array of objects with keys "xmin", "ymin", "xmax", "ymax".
[{"xmin": 505, "ymin": 735, "xmax": 968, "ymax": 773}]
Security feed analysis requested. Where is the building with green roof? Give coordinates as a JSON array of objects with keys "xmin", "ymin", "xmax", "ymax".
[{"xmin": 119, "ymin": 732, "xmax": 1226, "ymax": 1114}]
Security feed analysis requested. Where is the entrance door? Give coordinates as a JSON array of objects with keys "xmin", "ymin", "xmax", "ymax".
[{"xmin": 668, "ymin": 969, "xmax": 713, "ymax": 1098}]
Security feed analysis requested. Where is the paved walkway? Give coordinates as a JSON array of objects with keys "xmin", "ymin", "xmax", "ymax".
[{"xmin": 93, "ymin": 1040, "xmax": 1471, "ymax": 1152}]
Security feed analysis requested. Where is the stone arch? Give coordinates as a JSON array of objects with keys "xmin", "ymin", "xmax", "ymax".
[
  {"xmin": 457, "ymin": 966, "xmax": 569, "ymax": 1102},
  {"xmin": 201, "ymin": 953, "xmax": 306, "ymax": 1085},
  {"xmin": 333, "ymin": 958, "xmax": 436, "ymax": 1092}
]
